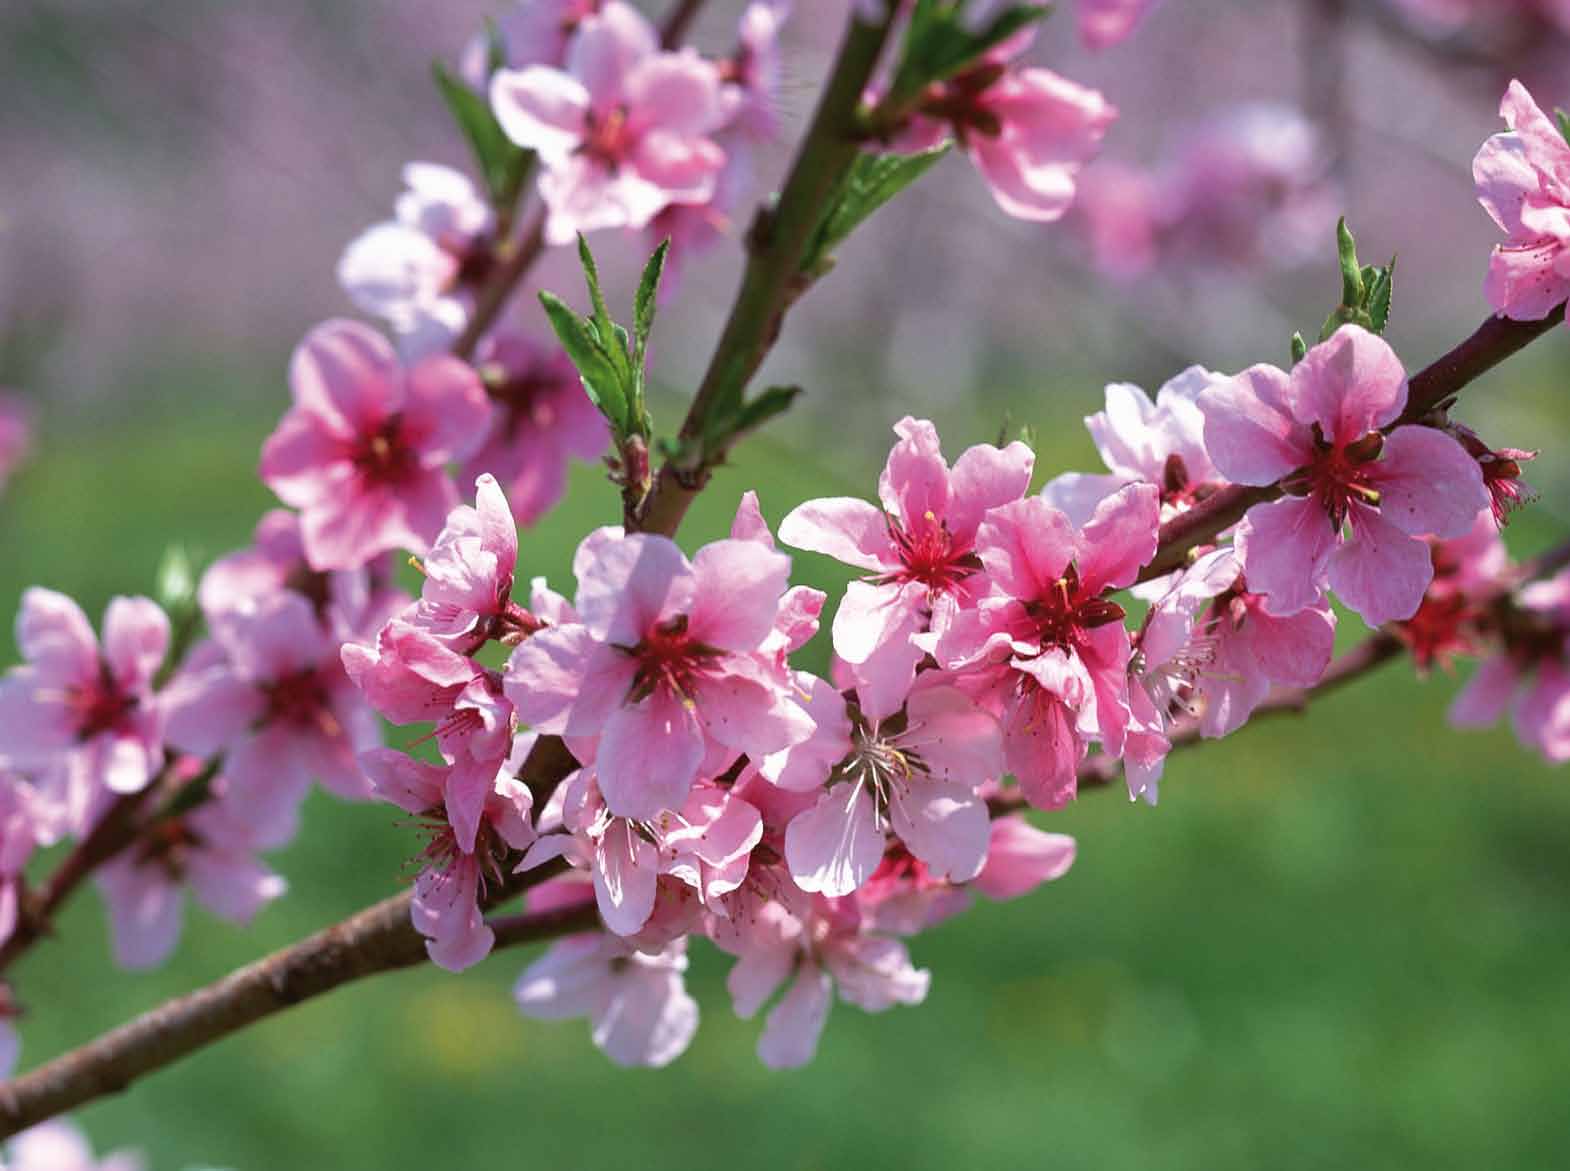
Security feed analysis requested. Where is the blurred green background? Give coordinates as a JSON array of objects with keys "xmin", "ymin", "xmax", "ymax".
[{"xmin": 3, "ymin": 359, "xmax": 1569, "ymax": 1170}]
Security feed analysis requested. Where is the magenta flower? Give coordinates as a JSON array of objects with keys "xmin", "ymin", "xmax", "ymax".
[
  {"xmin": 1200, "ymin": 325, "xmax": 1489, "ymax": 625},
  {"xmin": 95, "ymin": 794, "xmax": 287, "ymax": 970},
  {"xmin": 0, "ymin": 394, "xmax": 31, "ymax": 497},
  {"xmin": 258, "ymin": 319, "xmax": 490, "ymax": 572},
  {"xmin": 893, "ymin": 31, "xmax": 1115, "ymax": 223},
  {"xmin": 1473, "ymin": 80, "xmax": 1570, "ymax": 325},
  {"xmin": 933, "ymin": 483, "xmax": 1159, "ymax": 809},
  {"xmin": 198, "ymin": 508, "xmax": 405, "ymax": 644},
  {"xmin": 490, "ymin": 1, "xmax": 728, "ymax": 245},
  {"xmin": 1450, "ymin": 565, "xmax": 1570, "ymax": 763},
  {"xmin": 361, "ymin": 747, "xmax": 536, "ymax": 971},
  {"xmin": 0, "ymin": 589, "xmax": 168, "ymax": 799},
  {"xmin": 462, "ymin": 331, "xmax": 607, "ymax": 527},
  {"xmin": 717, "ymin": 1, "xmax": 790, "ymax": 140},
  {"xmin": 336, "ymin": 163, "xmax": 496, "ymax": 357},
  {"xmin": 463, "ymin": 0, "xmax": 604, "ymax": 81},
  {"xmin": 779, "ymin": 417, "xmax": 1033, "ymax": 715},
  {"xmin": 972, "ymin": 817, "xmax": 1077, "ymax": 900},
  {"xmin": 522, "ymin": 769, "xmax": 763, "ymax": 937},
  {"xmin": 1078, "ymin": 0, "xmax": 1159, "ymax": 49},
  {"xmin": 413, "ymin": 473, "xmax": 525, "ymax": 649},
  {"xmin": 504, "ymin": 526, "xmax": 814, "ymax": 820},
  {"xmin": 515, "ymin": 933, "xmax": 699, "ymax": 1067},
  {"xmin": 165, "ymin": 592, "xmax": 379, "ymax": 842},
  {"xmin": 781, "ymin": 681, "xmax": 1001, "ymax": 898},
  {"xmin": 717, "ymin": 895, "xmax": 929, "ymax": 1069},
  {"xmin": 1042, "ymin": 366, "xmax": 1228, "ymax": 526}
]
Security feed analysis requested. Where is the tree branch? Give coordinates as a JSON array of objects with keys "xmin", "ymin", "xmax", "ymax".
[
  {"xmin": 1137, "ymin": 306, "xmax": 1566, "ymax": 583},
  {"xmin": 0, "ymin": 892, "xmax": 596, "ymax": 1138}
]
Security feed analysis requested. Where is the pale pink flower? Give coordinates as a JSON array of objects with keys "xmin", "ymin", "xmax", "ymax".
[
  {"xmin": 95, "ymin": 793, "xmax": 287, "ymax": 970},
  {"xmin": 258, "ymin": 319, "xmax": 490, "ymax": 572},
  {"xmin": 779, "ymin": 417, "xmax": 1034, "ymax": 715},
  {"xmin": 1076, "ymin": 161, "xmax": 1161, "ymax": 279},
  {"xmin": 462, "ymin": 0, "xmax": 605, "ymax": 81},
  {"xmin": 522, "ymin": 769, "xmax": 762, "ymax": 936},
  {"xmin": 781, "ymin": 680, "xmax": 1000, "ymax": 898},
  {"xmin": 463, "ymin": 331, "xmax": 607, "ymax": 527},
  {"xmin": 3, "ymin": 1120, "xmax": 143, "ymax": 1171},
  {"xmin": 337, "ymin": 163, "xmax": 496, "ymax": 357},
  {"xmin": 1199, "ymin": 325, "xmax": 1489, "ymax": 625},
  {"xmin": 717, "ymin": 895, "xmax": 928, "ymax": 1069},
  {"xmin": 932, "ymin": 483, "xmax": 1159, "ymax": 809},
  {"xmin": 1042, "ymin": 366, "xmax": 1228, "ymax": 526},
  {"xmin": 1173, "ymin": 550, "xmax": 1337, "ymax": 740},
  {"xmin": 515, "ymin": 933, "xmax": 699, "ymax": 1067},
  {"xmin": 504, "ymin": 526, "xmax": 814, "ymax": 820},
  {"xmin": 1475, "ymin": 81, "xmax": 1570, "ymax": 324},
  {"xmin": 0, "ymin": 394, "xmax": 31, "ymax": 496},
  {"xmin": 0, "ymin": 590, "xmax": 167, "ymax": 798},
  {"xmin": 165, "ymin": 592, "xmax": 379, "ymax": 841},
  {"xmin": 718, "ymin": 1, "xmax": 790, "ymax": 140},
  {"xmin": 341, "ymin": 618, "xmax": 514, "ymax": 853},
  {"xmin": 646, "ymin": 143, "xmax": 752, "ymax": 297},
  {"xmin": 973, "ymin": 817, "xmax": 1077, "ymax": 900},
  {"xmin": 198, "ymin": 508, "xmax": 405, "ymax": 644},
  {"xmin": 892, "ymin": 31, "xmax": 1115, "ymax": 222},
  {"xmin": 490, "ymin": 1, "xmax": 729, "ymax": 244},
  {"xmin": 412, "ymin": 474, "xmax": 531, "ymax": 650},
  {"xmin": 361, "ymin": 747, "xmax": 535, "ymax": 971},
  {"xmin": 1078, "ymin": 0, "xmax": 1159, "ymax": 49},
  {"xmin": 1450, "ymin": 565, "xmax": 1570, "ymax": 762},
  {"xmin": 0, "ymin": 774, "xmax": 41, "ymax": 948}
]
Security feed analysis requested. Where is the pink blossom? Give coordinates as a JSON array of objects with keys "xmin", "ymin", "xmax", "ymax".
[
  {"xmin": 337, "ymin": 163, "xmax": 496, "ymax": 357},
  {"xmin": 717, "ymin": 895, "xmax": 928, "ymax": 1069},
  {"xmin": 165, "ymin": 592, "xmax": 379, "ymax": 841},
  {"xmin": 779, "ymin": 417, "xmax": 1033, "ymax": 714},
  {"xmin": 0, "ymin": 774, "xmax": 41, "ymax": 948},
  {"xmin": 892, "ymin": 32, "xmax": 1115, "ymax": 222},
  {"xmin": 341, "ymin": 618, "xmax": 514, "ymax": 853},
  {"xmin": 0, "ymin": 394, "xmax": 31, "ymax": 496},
  {"xmin": 503, "ymin": 525, "xmax": 814, "ymax": 820},
  {"xmin": 463, "ymin": 331, "xmax": 608, "ymax": 527},
  {"xmin": 490, "ymin": 1, "xmax": 729, "ymax": 245},
  {"xmin": 258, "ymin": 319, "xmax": 490, "ymax": 571},
  {"xmin": 932, "ymin": 483, "xmax": 1159, "ymax": 809},
  {"xmin": 1395, "ymin": 512, "xmax": 1510, "ymax": 672},
  {"xmin": 1199, "ymin": 325, "xmax": 1489, "ymax": 625},
  {"xmin": 646, "ymin": 144, "xmax": 752, "ymax": 297},
  {"xmin": 1474, "ymin": 80, "xmax": 1570, "ymax": 324},
  {"xmin": 1042, "ymin": 366, "xmax": 1228, "ymax": 525},
  {"xmin": 1078, "ymin": 0, "xmax": 1159, "ymax": 49},
  {"xmin": 3, "ymin": 1120, "xmax": 143, "ymax": 1171},
  {"xmin": 781, "ymin": 681, "xmax": 1000, "ymax": 897},
  {"xmin": 95, "ymin": 793, "xmax": 287, "ymax": 970},
  {"xmin": 1076, "ymin": 162, "xmax": 1161, "ymax": 279},
  {"xmin": 522, "ymin": 769, "xmax": 762, "ymax": 936},
  {"xmin": 0, "ymin": 590, "xmax": 167, "ymax": 799},
  {"xmin": 515, "ymin": 933, "xmax": 699, "ymax": 1067},
  {"xmin": 718, "ymin": 1, "xmax": 790, "ymax": 140},
  {"xmin": 361, "ymin": 747, "xmax": 535, "ymax": 971},
  {"xmin": 412, "ymin": 474, "xmax": 531, "ymax": 650},
  {"xmin": 198, "ymin": 508, "xmax": 405, "ymax": 643},
  {"xmin": 973, "ymin": 817, "xmax": 1076, "ymax": 899},
  {"xmin": 1449, "ymin": 423, "xmax": 1538, "ymax": 527},
  {"xmin": 1450, "ymin": 565, "xmax": 1570, "ymax": 762},
  {"xmin": 463, "ymin": 0, "xmax": 605, "ymax": 81}
]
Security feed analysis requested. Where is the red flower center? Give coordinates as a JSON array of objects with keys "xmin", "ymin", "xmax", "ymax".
[
  {"xmin": 352, "ymin": 418, "xmax": 419, "ymax": 486},
  {"xmin": 1283, "ymin": 426, "xmax": 1385, "ymax": 529},
  {"xmin": 884, "ymin": 513, "xmax": 980, "ymax": 594},
  {"xmin": 1023, "ymin": 564, "xmax": 1127, "ymax": 652}
]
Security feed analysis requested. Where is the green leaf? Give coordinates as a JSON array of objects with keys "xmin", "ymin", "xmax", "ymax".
[
  {"xmin": 432, "ymin": 62, "xmax": 531, "ymax": 209},
  {"xmin": 893, "ymin": 3, "xmax": 1049, "ymax": 98},
  {"xmin": 538, "ymin": 291, "xmax": 628, "ymax": 432},
  {"xmin": 1557, "ymin": 108, "xmax": 1570, "ymax": 147},
  {"xmin": 1336, "ymin": 217, "xmax": 1364, "ymax": 308},
  {"xmin": 1290, "ymin": 331, "xmax": 1308, "ymax": 366},
  {"xmin": 803, "ymin": 144, "xmax": 951, "ymax": 274},
  {"xmin": 575, "ymin": 235, "xmax": 631, "ymax": 383},
  {"xmin": 634, "ymin": 239, "xmax": 670, "ymax": 363},
  {"xmin": 707, "ymin": 385, "xmax": 803, "ymax": 451},
  {"xmin": 1365, "ymin": 256, "xmax": 1395, "ymax": 334}
]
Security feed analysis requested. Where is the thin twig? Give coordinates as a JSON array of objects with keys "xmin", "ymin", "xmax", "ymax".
[
  {"xmin": 659, "ymin": 0, "xmax": 707, "ymax": 49},
  {"xmin": 636, "ymin": 10, "xmax": 897, "ymax": 537}
]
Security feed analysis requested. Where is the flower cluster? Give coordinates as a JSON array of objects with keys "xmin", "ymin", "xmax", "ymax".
[{"xmin": 1078, "ymin": 102, "xmax": 1338, "ymax": 279}]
